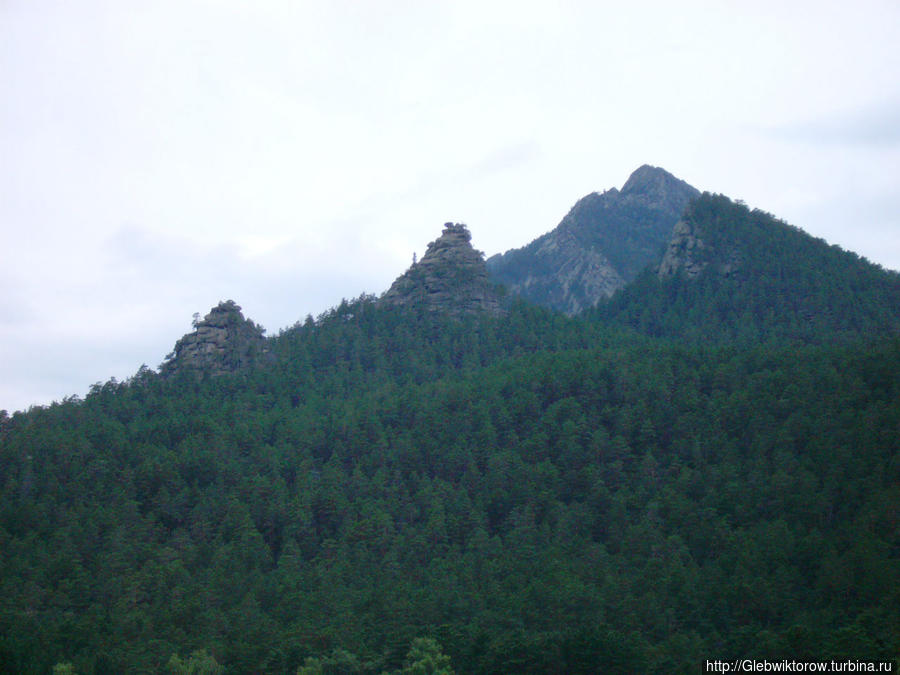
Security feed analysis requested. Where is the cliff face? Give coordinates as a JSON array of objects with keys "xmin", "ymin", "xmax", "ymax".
[
  {"xmin": 160, "ymin": 300, "xmax": 268, "ymax": 377},
  {"xmin": 657, "ymin": 200, "xmax": 742, "ymax": 280},
  {"xmin": 487, "ymin": 165, "xmax": 699, "ymax": 315},
  {"xmin": 492, "ymin": 225, "xmax": 626, "ymax": 316},
  {"xmin": 657, "ymin": 219, "xmax": 709, "ymax": 279},
  {"xmin": 380, "ymin": 223, "xmax": 504, "ymax": 315}
]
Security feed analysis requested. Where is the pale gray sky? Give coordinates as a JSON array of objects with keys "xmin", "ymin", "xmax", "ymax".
[{"xmin": 3, "ymin": 0, "xmax": 900, "ymax": 412}]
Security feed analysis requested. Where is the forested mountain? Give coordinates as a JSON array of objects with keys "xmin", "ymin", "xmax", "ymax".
[
  {"xmin": 1, "ymin": 183, "xmax": 898, "ymax": 674},
  {"xmin": 486, "ymin": 165, "xmax": 699, "ymax": 314},
  {"xmin": 592, "ymin": 193, "xmax": 900, "ymax": 343}
]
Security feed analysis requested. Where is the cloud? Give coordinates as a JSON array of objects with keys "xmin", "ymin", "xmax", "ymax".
[
  {"xmin": 471, "ymin": 141, "xmax": 543, "ymax": 177},
  {"xmin": 767, "ymin": 98, "xmax": 900, "ymax": 147}
]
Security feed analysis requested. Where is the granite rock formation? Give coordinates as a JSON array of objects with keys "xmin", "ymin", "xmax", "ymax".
[
  {"xmin": 160, "ymin": 300, "xmax": 268, "ymax": 377},
  {"xmin": 657, "ymin": 219, "xmax": 708, "ymax": 278},
  {"xmin": 381, "ymin": 223, "xmax": 504, "ymax": 315},
  {"xmin": 657, "ymin": 201, "xmax": 743, "ymax": 279}
]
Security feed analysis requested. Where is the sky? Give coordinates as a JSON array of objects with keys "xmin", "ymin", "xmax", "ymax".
[{"xmin": 2, "ymin": 0, "xmax": 900, "ymax": 412}]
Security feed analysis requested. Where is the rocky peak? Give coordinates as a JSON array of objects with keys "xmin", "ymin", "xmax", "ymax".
[
  {"xmin": 621, "ymin": 164, "xmax": 700, "ymax": 212},
  {"xmin": 160, "ymin": 300, "xmax": 268, "ymax": 377},
  {"xmin": 487, "ymin": 165, "xmax": 700, "ymax": 314},
  {"xmin": 381, "ymin": 223, "xmax": 504, "ymax": 315}
]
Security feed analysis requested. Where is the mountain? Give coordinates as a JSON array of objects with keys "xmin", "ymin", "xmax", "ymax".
[
  {"xmin": 160, "ymin": 300, "xmax": 268, "ymax": 377},
  {"xmin": 593, "ymin": 192, "xmax": 900, "ymax": 342},
  {"xmin": 381, "ymin": 222, "xmax": 505, "ymax": 315},
  {"xmin": 2, "ymin": 178, "xmax": 900, "ymax": 674},
  {"xmin": 487, "ymin": 165, "xmax": 699, "ymax": 314}
]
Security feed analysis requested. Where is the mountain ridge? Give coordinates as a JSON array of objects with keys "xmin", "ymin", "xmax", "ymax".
[
  {"xmin": 152, "ymin": 172, "xmax": 899, "ymax": 382},
  {"xmin": 2, "ymin": 170, "xmax": 899, "ymax": 674},
  {"xmin": 487, "ymin": 165, "xmax": 700, "ymax": 314}
]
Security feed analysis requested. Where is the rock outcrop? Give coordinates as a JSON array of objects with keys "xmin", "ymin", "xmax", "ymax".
[
  {"xmin": 657, "ymin": 219, "xmax": 708, "ymax": 278},
  {"xmin": 160, "ymin": 300, "xmax": 268, "ymax": 377},
  {"xmin": 657, "ymin": 201, "xmax": 742, "ymax": 279},
  {"xmin": 381, "ymin": 223, "xmax": 504, "ymax": 315},
  {"xmin": 487, "ymin": 165, "xmax": 700, "ymax": 315}
]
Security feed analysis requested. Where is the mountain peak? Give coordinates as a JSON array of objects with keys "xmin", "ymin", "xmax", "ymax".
[
  {"xmin": 160, "ymin": 300, "xmax": 268, "ymax": 377},
  {"xmin": 381, "ymin": 223, "xmax": 504, "ymax": 315},
  {"xmin": 488, "ymin": 166, "xmax": 700, "ymax": 314},
  {"xmin": 622, "ymin": 164, "xmax": 669, "ymax": 191},
  {"xmin": 621, "ymin": 165, "xmax": 700, "ymax": 207}
]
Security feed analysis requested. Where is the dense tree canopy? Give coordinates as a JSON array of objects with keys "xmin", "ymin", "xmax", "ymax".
[
  {"xmin": 1, "ymin": 292, "xmax": 898, "ymax": 673},
  {"xmin": 2, "ymin": 195, "xmax": 899, "ymax": 673},
  {"xmin": 593, "ymin": 194, "xmax": 900, "ymax": 343}
]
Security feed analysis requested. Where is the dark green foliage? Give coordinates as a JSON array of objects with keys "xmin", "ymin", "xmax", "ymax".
[
  {"xmin": 1, "ymin": 239, "xmax": 899, "ymax": 672},
  {"xmin": 396, "ymin": 637, "xmax": 454, "ymax": 675},
  {"xmin": 168, "ymin": 650, "xmax": 225, "ymax": 675},
  {"xmin": 594, "ymin": 193, "xmax": 900, "ymax": 343}
]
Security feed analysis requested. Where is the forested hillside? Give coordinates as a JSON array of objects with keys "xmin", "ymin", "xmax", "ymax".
[
  {"xmin": 1, "ymin": 295, "xmax": 898, "ymax": 673},
  {"xmin": 593, "ymin": 193, "xmax": 900, "ymax": 343}
]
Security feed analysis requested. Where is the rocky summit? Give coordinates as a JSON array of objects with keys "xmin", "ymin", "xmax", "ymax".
[
  {"xmin": 160, "ymin": 300, "xmax": 268, "ymax": 377},
  {"xmin": 487, "ymin": 165, "xmax": 700, "ymax": 315},
  {"xmin": 380, "ymin": 223, "xmax": 505, "ymax": 315}
]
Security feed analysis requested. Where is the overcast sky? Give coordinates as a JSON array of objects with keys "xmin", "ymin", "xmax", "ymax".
[{"xmin": 3, "ymin": 0, "xmax": 900, "ymax": 412}]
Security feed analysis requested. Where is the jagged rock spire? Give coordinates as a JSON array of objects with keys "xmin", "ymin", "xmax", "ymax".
[
  {"xmin": 160, "ymin": 300, "xmax": 268, "ymax": 377},
  {"xmin": 381, "ymin": 223, "xmax": 505, "ymax": 315}
]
